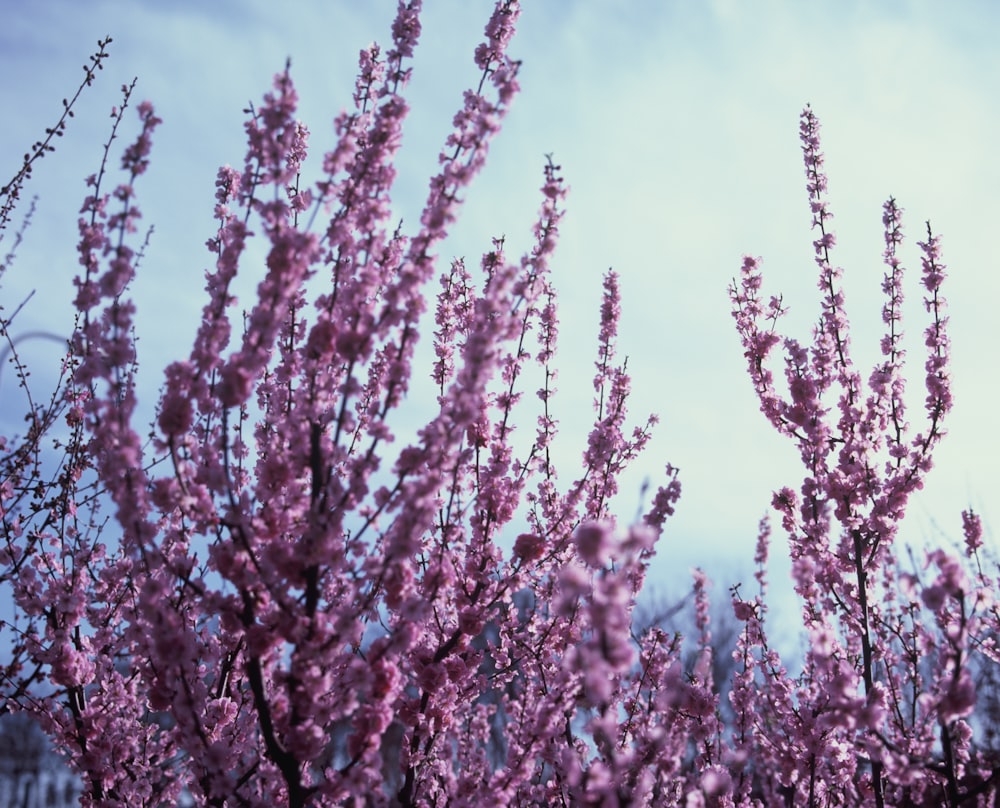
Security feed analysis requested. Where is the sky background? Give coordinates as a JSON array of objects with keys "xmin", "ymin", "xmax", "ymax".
[{"xmin": 2, "ymin": 0, "xmax": 998, "ymax": 630}]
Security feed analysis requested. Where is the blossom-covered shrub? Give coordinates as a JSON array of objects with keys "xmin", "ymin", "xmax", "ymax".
[
  {"xmin": 729, "ymin": 108, "xmax": 998, "ymax": 806},
  {"xmin": 1, "ymin": 2, "xmax": 998, "ymax": 806}
]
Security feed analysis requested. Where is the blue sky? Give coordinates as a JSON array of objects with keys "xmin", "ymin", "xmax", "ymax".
[{"xmin": 2, "ymin": 1, "xmax": 998, "ymax": 618}]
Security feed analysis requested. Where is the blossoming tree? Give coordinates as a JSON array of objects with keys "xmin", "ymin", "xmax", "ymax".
[
  {"xmin": 1, "ymin": 2, "xmax": 998, "ymax": 806},
  {"xmin": 728, "ymin": 109, "xmax": 999, "ymax": 805}
]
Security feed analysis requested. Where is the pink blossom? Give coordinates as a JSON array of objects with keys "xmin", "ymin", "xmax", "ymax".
[
  {"xmin": 961, "ymin": 508, "xmax": 983, "ymax": 556},
  {"xmin": 939, "ymin": 669, "xmax": 976, "ymax": 723},
  {"xmin": 575, "ymin": 520, "xmax": 614, "ymax": 567},
  {"xmin": 732, "ymin": 599, "xmax": 756, "ymax": 622},
  {"xmin": 512, "ymin": 531, "xmax": 544, "ymax": 563}
]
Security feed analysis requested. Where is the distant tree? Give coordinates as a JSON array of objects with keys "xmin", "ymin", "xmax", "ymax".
[{"xmin": 0, "ymin": 713, "xmax": 49, "ymax": 808}]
